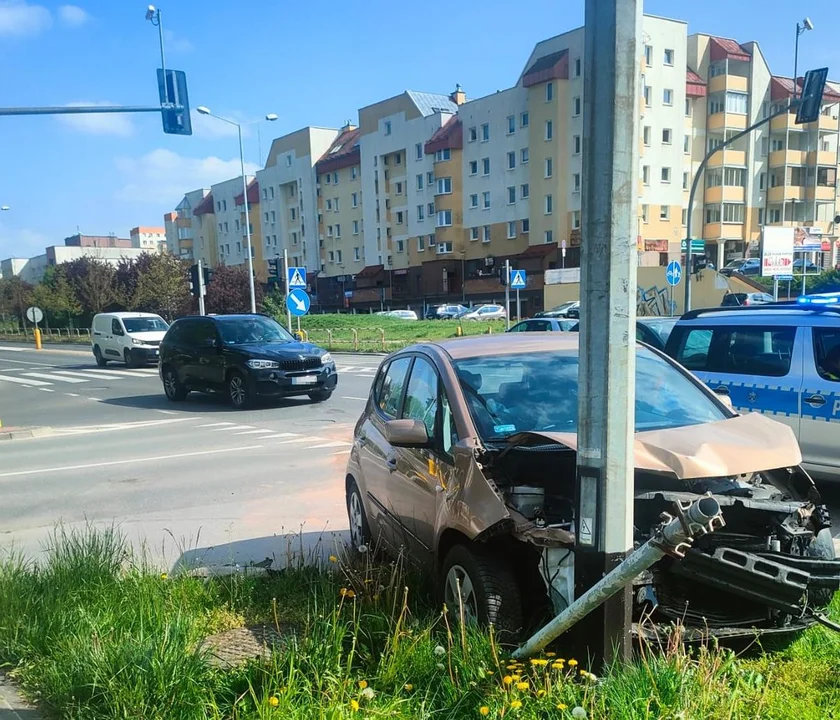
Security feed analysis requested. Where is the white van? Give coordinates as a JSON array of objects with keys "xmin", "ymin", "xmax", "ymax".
[{"xmin": 91, "ymin": 312, "xmax": 170, "ymax": 367}]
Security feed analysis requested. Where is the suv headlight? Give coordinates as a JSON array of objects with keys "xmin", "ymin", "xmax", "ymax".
[
  {"xmin": 321, "ymin": 352, "xmax": 333, "ymax": 365},
  {"xmin": 246, "ymin": 359, "xmax": 280, "ymax": 370}
]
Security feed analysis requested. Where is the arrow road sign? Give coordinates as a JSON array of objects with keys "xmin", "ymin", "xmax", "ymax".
[
  {"xmin": 287, "ymin": 266, "xmax": 307, "ymax": 289},
  {"xmin": 666, "ymin": 260, "xmax": 682, "ymax": 287},
  {"xmin": 287, "ymin": 288, "xmax": 311, "ymax": 317},
  {"xmin": 509, "ymin": 269, "xmax": 527, "ymax": 290}
]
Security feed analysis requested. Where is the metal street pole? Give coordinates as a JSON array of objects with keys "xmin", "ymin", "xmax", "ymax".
[
  {"xmin": 283, "ymin": 248, "xmax": 292, "ymax": 332},
  {"xmin": 504, "ymin": 259, "xmax": 511, "ymax": 330},
  {"xmin": 516, "ymin": 288, "xmax": 521, "ymax": 321},
  {"xmin": 238, "ymin": 123, "xmax": 257, "ymax": 313},
  {"xmin": 197, "ymin": 258, "xmax": 206, "ymax": 316},
  {"xmin": 575, "ymin": 0, "xmax": 641, "ymax": 669}
]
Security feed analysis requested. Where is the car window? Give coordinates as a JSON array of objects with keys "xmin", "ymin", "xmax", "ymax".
[
  {"xmin": 673, "ymin": 328, "xmax": 713, "ymax": 370},
  {"xmin": 378, "ymin": 356, "xmax": 412, "ymax": 418},
  {"xmin": 401, "ymin": 357, "xmax": 439, "ymax": 438},
  {"xmin": 111, "ymin": 318, "xmax": 123, "ymax": 335},
  {"xmin": 673, "ymin": 326, "xmax": 795, "ymax": 377},
  {"xmin": 193, "ymin": 320, "xmax": 218, "ymax": 347},
  {"xmin": 441, "ymin": 391, "xmax": 458, "ymax": 455},
  {"xmin": 814, "ymin": 329, "xmax": 840, "ymax": 382},
  {"xmin": 216, "ymin": 316, "xmax": 293, "ymax": 345},
  {"xmin": 123, "ymin": 317, "xmax": 169, "ymax": 333}
]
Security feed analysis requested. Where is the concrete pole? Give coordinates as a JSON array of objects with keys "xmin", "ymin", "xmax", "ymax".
[
  {"xmin": 504, "ymin": 259, "xmax": 511, "ymax": 330},
  {"xmin": 197, "ymin": 258, "xmax": 206, "ymax": 316},
  {"xmin": 575, "ymin": 0, "xmax": 641, "ymax": 668}
]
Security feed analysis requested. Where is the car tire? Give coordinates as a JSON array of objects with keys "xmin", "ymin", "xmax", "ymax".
[
  {"xmin": 308, "ymin": 389, "xmax": 333, "ymax": 403},
  {"xmin": 227, "ymin": 371, "xmax": 251, "ymax": 410},
  {"xmin": 124, "ymin": 348, "xmax": 138, "ymax": 369},
  {"xmin": 440, "ymin": 543, "xmax": 524, "ymax": 644},
  {"xmin": 806, "ymin": 527, "xmax": 836, "ymax": 608},
  {"xmin": 346, "ymin": 478, "xmax": 371, "ymax": 552},
  {"xmin": 162, "ymin": 366, "xmax": 187, "ymax": 402},
  {"xmin": 93, "ymin": 345, "xmax": 107, "ymax": 367}
]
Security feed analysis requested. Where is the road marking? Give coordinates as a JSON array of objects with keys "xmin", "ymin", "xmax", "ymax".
[
  {"xmin": 276, "ymin": 436, "xmax": 326, "ymax": 445},
  {"xmin": 38, "ymin": 387, "xmax": 55, "ymax": 392},
  {"xmin": 65, "ymin": 393, "xmax": 80, "ymax": 397},
  {"xmin": 0, "ymin": 346, "xmax": 26, "ymax": 352},
  {"xmin": 233, "ymin": 429, "xmax": 278, "ymax": 435},
  {"xmin": 257, "ymin": 433, "xmax": 299, "ymax": 439},
  {"xmin": 86, "ymin": 368, "xmax": 153, "ymax": 378},
  {"xmin": 0, "ymin": 374, "xmax": 51, "ymax": 386},
  {"xmin": 212, "ymin": 425, "xmax": 255, "ymax": 432},
  {"xmin": 0, "ymin": 445, "xmax": 264, "ymax": 479},
  {"xmin": 342, "ymin": 396, "xmax": 368, "ymax": 401},
  {"xmin": 332, "ymin": 450, "xmax": 352, "ymax": 456},
  {"xmin": 22, "ymin": 372, "xmax": 87, "ymax": 384},
  {"xmin": 0, "ymin": 357, "xmax": 57, "ymax": 367},
  {"xmin": 197, "ymin": 422, "xmax": 236, "ymax": 428},
  {"xmin": 309, "ymin": 440, "xmax": 351, "ymax": 449},
  {"xmin": 156, "ymin": 410, "xmax": 177, "ymax": 415},
  {"xmin": 53, "ymin": 370, "xmax": 123, "ymax": 381},
  {"xmin": 52, "ymin": 417, "xmax": 202, "ymax": 434}
]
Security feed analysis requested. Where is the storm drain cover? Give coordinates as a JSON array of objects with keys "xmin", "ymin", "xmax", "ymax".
[{"xmin": 198, "ymin": 624, "xmax": 296, "ymax": 669}]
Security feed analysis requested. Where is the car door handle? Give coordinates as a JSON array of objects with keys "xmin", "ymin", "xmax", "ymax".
[
  {"xmin": 714, "ymin": 385, "xmax": 730, "ymax": 396},
  {"xmin": 804, "ymin": 395, "xmax": 827, "ymax": 407}
]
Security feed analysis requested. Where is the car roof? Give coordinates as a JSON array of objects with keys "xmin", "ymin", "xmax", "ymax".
[
  {"xmin": 176, "ymin": 313, "xmax": 266, "ymax": 322},
  {"xmin": 421, "ymin": 333, "xmax": 580, "ymax": 360},
  {"xmin": 96, "ymin": 311, "xmax": 162, "ymax": 318},
  {"xmin": 678, "ymin": 305, "xmax": 840, "ymax": 327}
]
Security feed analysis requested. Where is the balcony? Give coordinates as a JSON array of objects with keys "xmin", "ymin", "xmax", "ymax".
[
  {"xmin": 767, "ymin": 185, "xmax": 805, "ymax": 203},
  {"xmin": 707, "ymin": 149, "xmax": 746, "ymax": 167},
  {"xmin": 807, "ymin": 150, "xmax": 837, "ymax": 166},
  {"xmin": 806, "ymin": 114, "xmax": 840, "ymax": 132},
  {"xmin": 708, "ymin": 74, "xmax": 749, "ymax": 94},
  {"xmin": 770, "ymin": 112, "xmax": 802, "ymax": 132},
  {"xmin": 769, "ymin": 149, "xmax": 806, "ymax": 167},
  {"xmin": 704, "ymin": 186, "xmax": 745, "ymax": 204},
  {"xmin": 704, "ymin": 222, "xmax": 744, "ymax": 240},
  {"xmin": 707, "ymin": 113, "xmax": 747, "ymax": 131},
  {"xmin": 807, "ymin": 186, "xmax": 838, "ymax": 202}
]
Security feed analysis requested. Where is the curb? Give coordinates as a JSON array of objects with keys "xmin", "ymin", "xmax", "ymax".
[
  {"xmin": 0, "ymin": 427, "xmax": 53, "ymax": 441},
  {"xmin": 0, "ymin": 673, "xmax": 43, "ymax": 719}
]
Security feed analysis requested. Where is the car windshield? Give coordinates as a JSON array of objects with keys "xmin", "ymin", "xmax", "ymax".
[
  {"xmin": 454, "ymin": 347, "xmax": 726, "ymax": 441},
  {"xmin": 725, "ymin": 259, "xmax": 745, "ymax": 268},
  {"xmin": 216, "ymin": 316, "xmax": 294, "ymax": 345},
  {"xmin": 641, "ymin": 319, "xmax": 677, "ymax": 345},
  {"xmin": 122, "ymin": 317, "xmax": 169, "ymax": 333}
]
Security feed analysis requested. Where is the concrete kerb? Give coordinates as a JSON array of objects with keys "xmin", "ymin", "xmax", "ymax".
[
  {"xmin": 0, "ymin": 673, "xmax": 43, "ymax": 719},
  {"xmin": 0, "ymin": 427, "xmax": 53, "ymax": 442}
]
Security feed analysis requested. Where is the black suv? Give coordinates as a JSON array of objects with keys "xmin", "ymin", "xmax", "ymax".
[{"xmin": 158, "ymin": 314, "xmax": 337, "ymax": 408}]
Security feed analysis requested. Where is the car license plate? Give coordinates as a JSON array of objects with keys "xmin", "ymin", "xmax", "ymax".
[{"xmin": 291, "ymin": 375, "xmax": 317, "ymax": 385}]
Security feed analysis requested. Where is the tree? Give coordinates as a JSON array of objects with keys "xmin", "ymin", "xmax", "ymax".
[
  {"xmin": 261, "ymin": 286, "xmax": 287, "ymax": 322},
  {"xmin": 31, "ymin": 265, "xmax": 81, "ymax": 328},
  {"xmin": 205, "ymin": 265, "xmax": 264, "ymax": 315},
  {"xmin": 0, "ymin": 276, "xmax": 34, "ymax": 328},
  {"xmin": 63, "ymin": 257, "xmax": 117, "ymax": 314},
  {"xmin": 114, "ymin": 253, "xmax": 192, "ymax": 321}
]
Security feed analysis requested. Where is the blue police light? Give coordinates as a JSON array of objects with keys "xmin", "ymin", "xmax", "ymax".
[{"xmin": 797, "ymin": 292, "xmax": 840, "ymax": 306}]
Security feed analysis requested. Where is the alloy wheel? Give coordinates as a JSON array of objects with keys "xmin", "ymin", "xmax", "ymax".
[
  {"xmin": 444, "ymin": 564, "xmax": 479, "ymax": 624},
  {"xmin": 163, "ymin": 371, "xmax": 178, "ymax": 398},
  {"xmin": 348, "ymin": 490, "xmax": 365, "ymax": 549},
  {"xmin": 229, "ymin": 375, "xmax": 246, "ymax": 407}
]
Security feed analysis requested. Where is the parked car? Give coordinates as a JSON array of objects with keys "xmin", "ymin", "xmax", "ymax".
[
  {"xmin": 720, "ymin": 258, "xmax": 760, "ymax": 277},
  {"xmin": 507, "ymin": 318, "xmax": 579, "ymax": 333},
  {"xmin": 720, "ymin": 291, "xmax": 775, "ymax": 307},
  {"xmin": 91, "ymin": 312, "xmax": 169, "ymax": 368},
  {"xmin": 535, "ymin": 301, "xmax": 579, "ymax": 319},
  {"xmin": 158, "ymin": 314, "xmax": 337, "ymax": 408},
  {"xmin": 345, "ymin": 333, "xmax": 838, "ymax": 643},
  {"xmin": 565, "ymin": 317, "xmax": 678, "ymax": 352},
  {"xmin": 387, "ymin": 310, "xmax": 419, "ymax": 321},
  {"xmin": 793, "ymin": 259, "xmax": 821, "ymax": 274},
  {"xmin": 461, "ymin": 304, "xmax": 507, "ymax": 321},
  {"xmin": 426, "ymin": 304, "xmax": 468, "ymax": 320},
  {"xmin": 665, "ymin": 294, "xmax": 840, "ymax": 483}
]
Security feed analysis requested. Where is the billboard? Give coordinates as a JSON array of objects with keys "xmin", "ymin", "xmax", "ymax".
[
  {"xmin": 794, "ymin": 226, "xmax": 823, "ymax": 252},
  {"xmin": 761, "ymin": 226, "xmax": 794, "ymax": 277}
]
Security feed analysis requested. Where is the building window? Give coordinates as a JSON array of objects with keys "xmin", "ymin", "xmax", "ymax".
[
  {"xmin": 417, "ymin": 237, "xmax": 425, "ymax": 253},
  {"xmin": 662, "ymin": 128, "xmax": 672, "ymax": 145},
  {"xmin": 663, "ymin": 88, "xmax": 673, "ymax": 106},
  {"xmin": 290, "ymin": 208, "xmax": 297, "ymax": 221},
  {"xmin": 546, "ymin": 82, "xmax": 554, "ymax": 102},
  {"xmin": 545, "ymin": 119, "xmax": 553, "ymax": 140},
  {"xmin": 395, "ymin": 211, "xmax": 404, "ymax": 225},
  {"xmin": 507, "ymin": 115, "xmax": 516, "ymax": 134},
  {"xmin": 415, "ymin": 143, "xmax": 423, "ymax": 160},
  {"xmin": 262, "ymin": 188, "xmax": 267, "ymax": 200},
  {"xmin": 352, "ymin": 192, "xmax": 358, "ymax": 207},
  {"xmin": 427, "ymin": 202, "xmax": 435, "ymax": 215},
  {"xmin": 643, "ymin": 126, "xmax": 651, "ymax": 145},
  {"xmin": 333, "ymin": 171, "xmax": 339, "ymax": 184},
  {"xmin": 384, "ymin": 120, "xmax": 392, "ymax": 135},
  {"xmin": 642, "ymin": 165, "xmax": 650, "ymax": 185},
  {"xmin": 522, "ymin": 218, "xmax": 530, "ymax": 234},
  {"xmin": 573, "ymin": 173, "xmax": 581, "ymax": 192},
  {"xmin": 684, "ymin": 134, "xmax": 690, "ymax": 153},
  {"xmin": 641, "ymin": 204, "xmax": 649, "ymax": 222},
  {"xmin": 435, "ymin": 177, "xmax": 452, "ymax": 194},
  {"xmin": 353, "ymin": 219, "xmax": 360, "ymax": 234},
  {"xmin": 769, "ymin": 208, "xmax": 781, "ymax": 223},
  {"xmin": 396, "ymin": 240, "xmax": 404, "ymax": 253},
  {"xmin": 416, "ymin": 174, "xmax": 424, "ymax": 190},
  {"xmin": 507, "ymin": 151, "xmax": 516, "ymax": 169},
  {"xmin": 681, "ymin": 208, "xmax": 688, "ymax": 226},
  {"xmin": 545, "ymin": 194, "xmax": 553, "ymax": 215},
  {"xmin": 484, "ymin": 225, "xmax": 493, "ymax": 243},
  {"xmin": 705, "ymin": 205, "xmax": 720, "ymax": 223},
  {"xmin": 520, "ymin": 183, "xmax": 530, "ymax": 199},
  {"xmin": 327, "ymin": 225, "xmax": 333, "ymax": 237},
  {"xmin": 723, "ymin": 203, "xmax": 745, "ymax": 223},
  {"xmin": 643, "ymin": 86, "xmax": 651, "ymax": 107},
  {"xmin": 685, "ymin": 98, "xmax": 692, "ymax": 117},
  {"xmin": 326, "ymin": 199, "xmax": 332, "ymax": 211},
  {"xmin": 469, "ymin": 126, "xmax": 477, "ymax": 142},
  {"xmin": 759, "ymin": 172, "xmax": 766, "ymax": 190},
  {"xmin": 575, "ymin": 57, "xmax": 581, "ymax": 77},
  {"xmin": 482, "ymin": 191, "xmax": 491, "ymax": 209},
  {"xmin": 434, "ymin": 148, "xmax": 451, "ymax": 162},
  {"xmin": 508, "ymin": 186, "xmax": 516, "ymax": 204},
  {"xmin": 334, "ymin": 198, "xmax": 340, "ymax": 211},
  {"xmin": 335, "ymin": 223, "xmax": 342, "ymax": 237},
  {"xmin": 469, "ymin": 160, "xmax": 478, "ymax": 176},
  {"xmin": 682, "ymin": 171, "xmax": 689, "ymax": 190},
  {"xmin": 482, "ymin": 157, "xmax": 490, "ymax": 176},
  {"xmin": 437, "ymin": 241, "xmax": 453, "ymax": 254},
  {"xmin": 328, "ymin": 250, "xmax": 334, "ymax": 263},
  {"xmin": 470, "ymin": 193, "xmax": 479, "ymax": 208},
  {"xmin": 286, "ymin": 155, "xmax": 292, "ymax": 167},
  {"xmin": 470, "ymin": 226, "xmax": 479, "ymax": 241},
  {"xmin": 661, "ymin": 167, "xmax": 672, "ymax": 183},
  {"xmin": 663, "ymin": 48, "xmax": 674, "ymax": 66},
  {"xmin": 521, "ymin": 111, "xmax": 529, "ymax": 128},
  {"xmin": 507, "ymin": 221, "xmax": 516, "ymax": 239},
  {"xmin": 574, "ymin": 135, "xmax": 581, "ymax": 154},
  {"xmin": 572, "ymin": 210, "xmax": 581, "ymax": 229},
  {"xmin": 758, "ymin": 208, "xmax": 765, "ymax": 225},
  {"xmin": 395, "ymin": 181, "xmax": 403, "ymax": 195},
  {"xmin": 354, "ymin": 247, "xmax": 361, "ymax": 261},
  {"xmin": 659, "ymin": 206, "xmax": 670, "ymax": 221},
  {"xmin": 481, "ymin": 123, "xmax": 490, "ymax": 141},
  {"xmin": 545, "ymin": 157, "xmax": 553, "ymax": 178},
  {"xmin": 521, "ymin": 148, "xmax": 529, "ymax": 164},
  {"xmin": 417, "ymin": 205, "xmax": 425, "ymax": 222},
  {"xmin": 709, "ymin": 92, "xmax": 748, "ymax": 115},
  {"xmin": 436, "ymin": 210, "xmax": 452, "ymax": 227},
  {"xmin": 644, "ymin": 44, "xmax": 653, "ymax": 66},
  {"xmin": 264, "ymin": 211, "xmax": 269, "ymax": 223},
  {"xmin": 573, "ymin": 97, "xmax": 581, "ymax": 116},
  {"xmin": 545, "ymin": 230, "xmax": 553, "ymax": 244},
  {"xmin": 724, "ymin": 167, "xmax": 746, "ymax": 187},
  {"xmin": 235, "ymin": 219, "xmax": 240, "ymax": 232}
]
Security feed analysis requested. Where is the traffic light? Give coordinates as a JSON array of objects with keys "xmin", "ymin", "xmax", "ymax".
[
  {"xmin": 499, "ymin": 266, "xmax": 508, "ymax": 286},
  {"xmin": 203, "ymin": 266, "xmax": 214, "ymax": 286},
  {"xmin": 691, "ymin": 253, "xmax": 708, "ymax": 275},
  {"xmin": 189, "ymin": 264, "xmax": 200, "ymax": 296},
  {"xmin": 267, "ymin": 258, "xmax": 281, "ymax": 283}
]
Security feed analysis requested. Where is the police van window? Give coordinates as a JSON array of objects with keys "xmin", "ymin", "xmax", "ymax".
[
  {"xmin": 674, "ymin": 329, "xmax": 713, "ymax": 370},
  {"xmin": 814, "ymin": 329, "xmax": 840, "ymax": 382},
  {"xmin": 378, "ymin": 357, "xmax": 412, "ymax": 418},
  {"xmin": 726, "ymin": 328, "xmax": 795, "ymax": 377}
]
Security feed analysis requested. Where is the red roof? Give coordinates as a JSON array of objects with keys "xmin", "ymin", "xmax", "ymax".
[
  {"xmin": 193, "ymin": 192, "xmax": 214, "ymax": 216},
  {"xmin": 771, "ymin": 75, "xmax": 840, "ymax": 103},
  {"xmin": 686, "ymin": 67, "xmax": 707, "ymax": 98},
  {"xmin": 425, "ymin": 116, "xmax": 462, "ymax": 155},
  {"xmin": 355, "ymin": 264, "xmax": 384, "ymax": 279},
  {"xmin": 523, "ymin": 49, "xmax": 569, "ymax": 88},
  {"xmin": 316, "ymin": 127, "xmax": 361, "ymax": 175},
  {"xmin": 518, "ymin": 243, "xmax": 557, "ymax": 259},
  {"xmin": 709, "ymin": 37, "xmax": 751, "ymax": 63},
  {"xmin": 234, "ymin": 179, "xmax": 259, "ymax": 207}
]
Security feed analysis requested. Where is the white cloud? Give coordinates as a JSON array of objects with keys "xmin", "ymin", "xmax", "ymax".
[
  {"xmin": 0, "ymin": 220, "xmax": 52, "ymax": 259},
  {"xmin": 164, "ymin": 29, "xmax": 193, "ymax": 53},
  {"xmin": 114, "ymin": 149, "xmax": 258, "ymax": 205},
  {"xmin": 0, "ymin": 0, "xmax": 51, "ymax": 37},
  {"xmin": 58, "ymin": 4, "xmax": 88, "ymax": 27},
  {"xmin": 57, "ymin": 101, "xmax": 134, "ymax": 137}
]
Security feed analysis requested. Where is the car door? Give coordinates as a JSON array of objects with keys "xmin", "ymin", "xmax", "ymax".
[
  {"xmin": 105, "ymin": 318, "xmax": 124, "ymax": 359},
  {"xmin": 191, "ymin": 319, "xmax": 224, "ymax": 388},
  {"xmin": 169, "ymin": 319, "xmax": 200, "ymax": 385},
  {"xmin": 798, "ymin": 327, "xmax": 840, "ymax": 479},
  {"xmin": 355, "ymin": 355, "xmax": 413, "ymax": 549},
  {"xmin": 389, "ymin": 355, "xmax": 457, "ymax": 563}
]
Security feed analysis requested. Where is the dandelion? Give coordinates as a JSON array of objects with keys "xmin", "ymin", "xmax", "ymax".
[
  {"xmin": 537, "ymin": 689, "xmax": 547, "ymax": 698},
  {"xmin": 160, "ymin": 572, "xmax": 168, "ymax": 580},
  {"xmin": 545, "ymin": 652, "xmax": 556, "ymax": 658},
  {"xmin": 434, "ymin": 645, "xmax": 447, "ymax": 657},
  {"xmin": 511, "ymin": 675, "xmax": 522, "ymax": 682},
  {"xmin": 328, "ymin": 555, "xmax": 338, "ymax": 563},
  {"xmin": 510, "ymin": 700, "xmax": 522, "ymax": 710},
  {"xmin": 551, "ymin": 662, "xmax": 565, "ymax": 671},
  {"xmin": 340, "ymin": 588, "xmax": 356, "ymax": 599},
  {"xmin": 515, "ymin": 681, "xmax": 529, "ymax": 691},
  {"xmin": 568, "ymin": 659, "xmax": 578, "ymax": 668},
  {"xmin": 530, "ymin": 658, "xmax": 549, "ymax": 667},
  {"xmin": 268, "ymin": 696, "xmax": 279, "ymax": 707},
  {"xmin": 361, "ymin": 687, "xmax": 375, "ymax": 700},
  {"xmin": 479, "ymin": 708, "xmax": 490, "ymax": 717},
  {"xmin": 503, "ymin": 675, "xmax": 514, "ymax": 685},
  {"xmin": 436, "ymin": 663, "xmax": 445, "ymax": 670},
  {"xmin": 357, "ymin": 544, "xmax": 369, "ymax": 553},
  {"xmin": 404, "ymin": 684, "xmax": 414, "ymax": 692},
  {"xmin": 571, "ymin": 707, "xmax": 587, "ymax": 719},
  {"xmin": 557, "ymin": 703, "xmax": 568, "ymax": 710},
  {"xmin": 358, "ymin": 680, "xmax": 368, "ymax": 690},
  {"xmin": 350, "ymin": 699, "xmax": 360, "ymax": 712},
  {"xmin": 506, "ymin": 664, "xmax": 519, "ymax": 670}
]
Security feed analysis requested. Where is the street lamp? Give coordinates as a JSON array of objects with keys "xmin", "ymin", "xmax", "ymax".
[
  {"xmin": 794, "ymin": 17, "xmax": 814, "ymax": 99},
  {"xmin": 196, "ymin": 106, "xmax": 277, "ymax": 313},
  {"xmin": 0, "ymin": 206, "xmax": 9, "ymax": 211}
]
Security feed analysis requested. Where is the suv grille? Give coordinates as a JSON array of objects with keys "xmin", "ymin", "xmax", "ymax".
[{"xmin": 281, "ymin": 357, "xmax": 321, "ymax": 372}]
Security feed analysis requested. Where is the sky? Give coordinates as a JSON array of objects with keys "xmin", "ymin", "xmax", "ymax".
[{"xmin": 0, "ymin": 0, "xmax": 837, "ymax": 259}]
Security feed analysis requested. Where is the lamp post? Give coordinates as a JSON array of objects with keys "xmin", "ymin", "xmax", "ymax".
[
  {"xmin": 0, "ymin": 206, "xmax": 9, "ymax": 211},
  {"xmin": 794, "ymin": 18, "xmax": 814, "ymax": 99},
  {"xmin": 196, "ymin": 107, "xmax": 277, "ymax": 313},
  {"xmin": 145, "ymin": 6, "xmax": 168, "ymax": 103}
]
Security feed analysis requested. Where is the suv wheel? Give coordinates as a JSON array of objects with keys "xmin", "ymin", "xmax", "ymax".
[
  {"xmin": 346, "ymin": 479, "xmax": 371, "ymax": 551},
  {"xmin": 440, "ymin": 543, "xmax": 524, "ymax": 644},
  {"xmin": 309, "ymin": 388, "xmax": 333, "ymax": 403},
  {"xmin": 162, "ymin": 366, "xmax": 187, "ymax": 401},
  {"xmin": 93, "ymin": 345, "xmax": 107, "ymax": 367},
  {"xmin": 228, "ymin": 371, "xmax": 251, "ymax": 409}
]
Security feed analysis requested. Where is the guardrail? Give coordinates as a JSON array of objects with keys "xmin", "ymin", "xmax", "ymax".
[{"xmin": 0, "ymin": 327, "xmax": 90, "ymax": 341}]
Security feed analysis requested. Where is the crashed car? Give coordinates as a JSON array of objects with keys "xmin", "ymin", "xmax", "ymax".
[{"xmin": 345, "ymin": 334, "xmax": 840, "ymax": 642}]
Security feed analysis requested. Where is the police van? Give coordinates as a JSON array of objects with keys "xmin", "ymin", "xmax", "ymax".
[{"xmin": 665, "ymin": 292, "xmax": 840, "ymax": 483}]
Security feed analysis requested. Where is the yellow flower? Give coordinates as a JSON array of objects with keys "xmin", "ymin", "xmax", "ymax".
[
  {"xmin": 510, "ymin": 700, "xmax": 522, "ymax": 709},
  {"xmin": 404, "ymin": 683, "xmax": 413, "ymax": 691},
  {"xmin": 537, "ymin": 689, "xmax": 546, "ymax": 698},
  {"xmin": 551, "ymin": 662, "xmax": 564, "ymax": 670},
  {"xmin": 358, "ymin": 680, "xmax": 368, "ymax": 690},
  {"xmin": 515, "ymin": 681, "xmax": 529, "ymax": 691},
  {"xmin": 350, "ymin": 699, "xmax": 360, "ymax": 712},
  {"xmin": 568, "ymin": 658, "xmax": 578, "ymax": 668},
  {"xmin": 268, "ymin": 696, "xmax": 279, "ymax": 707},
  {"xmin": 530, "ymin": 658, "xmax": 549, "ymax": 667},
  {"xmin": 557, "ymin": 703, "xmax": 568, "ymax": 710},
  {"xmin": 506, "ymin": 664, "xmax": 519, "ymax": 670},
  {"xmin": 479, "ymin": 708, "xmax": 490, "ymax": 717},
  {"xmin": 328, "ymin": 555, "xmax": 338, "ymax": 563},
  {"xmin": 160, "ymin": 572, "xmax": 168, "ymax": 580},
  {"xmin": 340, "ymin": 587, "xmax": 356, "ymax": 599},
  {"xmin": 545, "ymin": 652, "xmax": 556, "ymax": 657},
  {"xmin": 511, "ymin": 674, "xmax": 521, "ymax": 682},
  {"xmin": 503, "ymin": 675, "xmax": 513, "ymax": 685}
]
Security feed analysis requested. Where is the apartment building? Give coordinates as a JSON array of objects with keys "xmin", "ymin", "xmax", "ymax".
[
  {"xmin": 130, "ymin": 226, "xmax": 166, "ymax": 252},
  {"xmin": 210, "ymin": 176, "xmax": 257, "ymax": 271},
  {"xmin": 167, "ymin": 188, "xmax": 218, "ymax": 268}
]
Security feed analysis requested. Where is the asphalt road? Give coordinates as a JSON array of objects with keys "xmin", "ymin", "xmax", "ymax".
[{"xmin": 0, "ymin": 343, "xmax": 381, "ymax": 570}]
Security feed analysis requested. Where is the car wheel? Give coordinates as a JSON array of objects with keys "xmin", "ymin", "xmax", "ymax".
[
  {"xmin": 124, "ymin": 348, "xmax": 138, "ymax": 368},
  {"xmin": 806, "ymin": 527, "xmax": 836, "ymax": 607},
  {"xmin": 308, "ymin": 389, "xmax": 333, "ymax": 403},
  {"xmin": 93, "ymin": 345, "xmax": 107, "ymax": 367},
  {"xmin": 346, "ymin": 478, "xmax": 371, "ymax": 551},
  {"xmin": 440, "ymin": 543, "xmax": 524, "ymax": 644},
  {"xmin": 162, "ymin": 366, "xmax": 187, "ymax": 402},
  {"xmin": 228, "ymin": 371, "xmax": 251, "ymax": 409}
]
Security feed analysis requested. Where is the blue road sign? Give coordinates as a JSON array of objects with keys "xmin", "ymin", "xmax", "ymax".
[
  {"xmin": 777, "ymin": 274, "xmax": 794, "ymax": 281},
  {"xmin": 157, "ymin": 69, "xmax": 192, "ymax": 136},
  {"xmin": 509, "ymin": 269, "xmax": 527, "ymax": 290},
  {"xmin": 287, "ymin": 266, "xmax": 307, "ymax": 289},
  {"xmin": 287, "ymin": 288, "xmax": 311, "ymax": 317},
  {"xmin": 666, "ymin": 261, "xmax": 682, "ymax": 287}
]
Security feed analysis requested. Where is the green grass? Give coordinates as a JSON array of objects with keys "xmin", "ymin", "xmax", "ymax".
[{"xmin": 2, "ymin": 527, "xmax": 840, "ymax": 718}]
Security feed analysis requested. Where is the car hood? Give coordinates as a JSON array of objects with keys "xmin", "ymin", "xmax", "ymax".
[
  {"xmin": 508, "ymin": 413, "xmax": 802, "ymax": 480},
  {"xmin": 129, "ymin": 330, "xmax": 167, "ymax": 342},
  {"xmin": 232, "ymin": 341, "xmax": 325, "ymax": 358}
]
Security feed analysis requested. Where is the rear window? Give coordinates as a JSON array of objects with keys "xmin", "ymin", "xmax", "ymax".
[{"xmin": 670, "ymin": 325, "xmax": 797, "ymax": 377}]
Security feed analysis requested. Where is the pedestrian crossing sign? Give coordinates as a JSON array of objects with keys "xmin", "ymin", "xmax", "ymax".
[
  {"xmin": 509, "ymin": 269, "xmax": 527, "ymax": 290},
  {"xmin": 287, "ymin": 267, "xmax": 307, "ymax": 289}
]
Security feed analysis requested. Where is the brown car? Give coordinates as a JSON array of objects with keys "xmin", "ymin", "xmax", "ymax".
[{"xmin": 345, "ymin": 334, "xmax": 839, "ymax": 641}]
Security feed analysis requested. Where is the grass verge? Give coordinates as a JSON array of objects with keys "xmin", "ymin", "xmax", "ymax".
[{"xmin": 2, "ymin": 527, "xmax": 840, "ymax": 718}]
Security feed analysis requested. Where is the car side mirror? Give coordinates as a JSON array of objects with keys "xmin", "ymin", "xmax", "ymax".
[
  {"xmin": 383, "ymin": 418, "xmax": 430, "ymax": 448},
  {"xmin": 713, "ymin": 387, "xmax": 734, "ymax": 411}
]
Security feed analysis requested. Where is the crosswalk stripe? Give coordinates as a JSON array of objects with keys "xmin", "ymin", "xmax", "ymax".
[
  {"xmin": 0, "ymin": 346, "xmax": 25, "ymax": 352},
  {"xmin": 197, "ymin": 422, "xmax": 236, "ymax": 428},
  {"xmin": 257, "ymin": 433, "xmax": 299, "ymax": 439},
  {"xmin": 276, "ymin": 436, "xmax": 326, "ymax": 445},
  {"xmin": 91, "ymin": 369, "xmax": 153, "ymax": 378},
  {"xmin": 233, "ymin": 429, "xmax": 277, "ymax": 435},
  {"xmin": 212, "ymin": 425, "xmax": 255, "ymax": 431},
  {"xmin": 0, "ymin": 374, "xmax": 51, "ymax": 386},
  {"xmin": 309, "ymin": 440, "xmax": 352, "ymax": 449},
  {"xmin": 23, "ymin": 372, "xmax": 87, "ymax": 384},
  {"xmin": 54, "ymin": 370, "xmax": 124, "ymax": 381}
]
